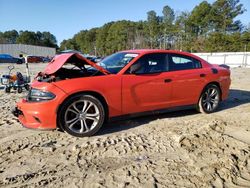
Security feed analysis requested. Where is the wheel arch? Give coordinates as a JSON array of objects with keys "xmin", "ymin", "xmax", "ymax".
[
  {"xmin": 199, "ymin": 81, "xmax": 222, "ymax": 102},
  {"xmin": 56, "ymin": 90, "xmax": 109, "ymax": 130}
]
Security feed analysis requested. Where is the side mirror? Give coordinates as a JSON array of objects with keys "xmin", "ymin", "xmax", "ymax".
[{"xmin": 130, "ymin": 62, "xmax": 142, "ymax": 74}]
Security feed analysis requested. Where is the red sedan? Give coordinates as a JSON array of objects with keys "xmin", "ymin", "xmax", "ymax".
[{"xmin": 13, "ymin": 50, "xmax": 231, "ymax": 137}]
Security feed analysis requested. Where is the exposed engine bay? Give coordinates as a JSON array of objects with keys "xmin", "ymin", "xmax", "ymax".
[{"xmin": 36, "ymin": 54, "xmax": 106, "ymax": 83}]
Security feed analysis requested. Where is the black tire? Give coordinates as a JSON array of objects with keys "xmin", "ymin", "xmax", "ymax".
[
  {"xmin": 16, "ymin": 60, "xmax": 22, "ymax": 64},
  {"xmin": 5, "ymin": 87, "xmax": 10, "ymax": 93},
  {"xmin": 24, "ymin": 84, "xmax": 30, "ymax": 91},
  {"xmin": 17, "ymin": 87, "xmax": 22, "ymax": 93},
  {"xmin": 58, "ymin": 94, "xmax": 105, "ymax": 137},
  {"xmin": 197, "ymin": 84, "xmax": 221, "ymax": 114}
]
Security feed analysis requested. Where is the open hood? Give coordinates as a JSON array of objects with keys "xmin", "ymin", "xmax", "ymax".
[{"xmin": 43, "ymin": 53, "xmax": 110, "ymax": 75}]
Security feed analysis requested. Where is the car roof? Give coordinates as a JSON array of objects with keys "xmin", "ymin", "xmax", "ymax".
[
  {"xmin": 123, "ymin": 49, "xmax": 187, "ymax": 54},
  {"xmin": 122, "ymin": 49, "xmax": 206, "ymax": 62},
  {"xmin": 0, "ymin": 54, "xmax": 12, "ymax": 56}
]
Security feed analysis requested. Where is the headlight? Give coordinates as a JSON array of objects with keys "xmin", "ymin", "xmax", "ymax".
[{"xmin": 27, "ymin": 88, "xmax": 56, "ymax": 102}]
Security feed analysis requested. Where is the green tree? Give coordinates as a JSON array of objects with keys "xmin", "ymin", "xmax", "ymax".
[
  {"xmin": 16, "ymin": 31, "xmax": 37, "ymax": 45},
  {"xmin": 96, "ymin": 22, "xmax": 113, "ymax": 56},
  {"xmin": 15, "ymin": 30, "xmax": 58, "ymax": 48},
  {"xmin": 74, "ymin": 28, "xmax": 98, "ymax": 54},
  {"xmin": 161, "ymin": 5, "xmax": 176, "ymax": 49},
  {"xmin": 60, "ymin": 39, "xmax": 78, "ymax": 51},
  {"xmin": 0, "ymin": 32, "xmax": 7, "ymax": 43},
  {"xmin": 134, "ymin": 21, "xmax": 149, "ymax": 49},
  {"xmin": 188, "ymin": 1, "xmax": 212, "ymax": 36},
  {"xmin": 59, "ymin": 0, "xmax": 249, "ymax": 54},
  {"xmin": 241, "ymin": 31, "xmax": 250, "ymax": 51},
  {"xmin": 162, "ymin": 5, "xmax": 175, "ymax": 25},
  {"xmin": 147, "ymin": 10, "xmax": 160, "ymax": 48},
  {"xmin": 3, "ymin": 30, "xmax": 19, "ymax": 43},
  {"xmin": 210, "ymin": 0, "xmax": 245, "ymax": 32},
  {"xmin": 106, "ymin": 21, "xmax": 130, "ymax": 54},
  {"xmin": 41, "ymin": 32, "xmax": 58, "ymax": 48}
]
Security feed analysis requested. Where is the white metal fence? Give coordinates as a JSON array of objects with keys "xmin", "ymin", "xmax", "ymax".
[{"xmin": 193, "ymin": 52, "xmax": 250, "ymax": 68}]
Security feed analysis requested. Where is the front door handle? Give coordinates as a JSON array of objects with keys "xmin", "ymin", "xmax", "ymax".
[
  {"xmin": 164, "ymin": 79, "xmax": 172, "ymax": 83},
  {"xmin": 200, "ymin": 74, "xmax": 206, "ymax": 77}
]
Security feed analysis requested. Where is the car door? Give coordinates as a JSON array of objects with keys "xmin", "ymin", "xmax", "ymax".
[
  {"xmin": 5, "ymin": 55, "xmax": 13, "ymax": 63},
  {"xmin": 122, "ymin": 53, "xmax": 172, "ymax": 114},
  {"xmin": 168, "ymin": 53, "xmax": 207, "ymax": 107}
]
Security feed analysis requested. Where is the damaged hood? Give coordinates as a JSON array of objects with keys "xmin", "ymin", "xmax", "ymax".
[{"xmin": 43, "ymin": 53, "xmax": 110, "ymax": 75}]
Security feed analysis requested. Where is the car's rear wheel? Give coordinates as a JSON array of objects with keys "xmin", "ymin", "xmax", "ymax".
[
  {"xmin": 17, "ymin": 87, "xmax": 22, "ymax": 93},
  {"xmin": 24, "ymin": 84, "xmax": 30, "ymax": 91},
  {"xmin": 58, "ymin": 94, "xmax": 105, "ymax": 137},
  {"xmin": 197, "ymin": 84, "xmax": 221, "ymax": 114},
  {"xmin": 5, "ymin": 87, "xmax": 10, "ymax": 93}
]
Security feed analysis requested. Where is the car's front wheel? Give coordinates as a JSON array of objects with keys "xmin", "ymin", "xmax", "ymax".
[
  {"xmin": 197, "ymin": 84, "xmax": 221, "ymax": 114},
  {"xmin": 58, "ymin": 94, "xmax": 105, "ymax": 137}
]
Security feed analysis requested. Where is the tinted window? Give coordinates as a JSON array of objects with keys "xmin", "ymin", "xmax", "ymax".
[
  {"xmin": 5, "ymin": 55, "xmax": 12, "ymax": 58},
  {"xmin": 168, "ymin": 54, "xmax": 201, "ymax": 71},
  {"xmin": 131, "ymin": 53, "xmax": 168, "ymax": 74},
  {"xmin": 97, "ymin": 52, "xmax": 138, "ymax": 74},
  {"xmin": 0, "ymin": 54, "xmax": 11, "ymax": 58}
]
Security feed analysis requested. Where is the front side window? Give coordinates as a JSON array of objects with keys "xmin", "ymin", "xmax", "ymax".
[
  {"xmin": 130, "ymin": 53, "xmax": 168, "ymax": 74},
  {"xmin": 97, "ymin": 52, "xmax": 138, "ymax": 74},
  {"xmin": 0, "ymin": 54, "xmax": 11, "ymax": 58},
  {"xmin": 169, "ymin": 54, "xmax": 201, "ymax": 71}
]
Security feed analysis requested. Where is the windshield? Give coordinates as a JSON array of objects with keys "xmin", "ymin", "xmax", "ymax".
[{"xmin": 96, "ymin": 52, "xmax": 138, "ymax": 74}]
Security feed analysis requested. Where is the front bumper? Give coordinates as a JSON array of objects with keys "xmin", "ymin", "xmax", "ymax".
[
  {"xmin": 12, "ymin": 107, "xmax": 23, "ymax": 117},
  {"xmin": 13, "ymin": 84, "xmax": 67, "ymax": 130},
  {"xmin": 13, "ymin": 99, "xmax": 57, "ymax": 130}
]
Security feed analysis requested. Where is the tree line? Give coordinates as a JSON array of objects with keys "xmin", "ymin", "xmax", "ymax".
[
  {"xmin": 60, "ymin": 0, "xmax": 250, "ymax": 56},
  {"xmin": 0, "ymin": 30, "xmax": 58, "ymax": 48},
  {"xmin": 1, "ymin": 0, "xmax": 249, "ymax": 55}
]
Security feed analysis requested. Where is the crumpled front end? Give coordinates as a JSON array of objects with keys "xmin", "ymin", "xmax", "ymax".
[{"xmin": 13, "ymin": 82, "xmax": 67, "ymax": 130}]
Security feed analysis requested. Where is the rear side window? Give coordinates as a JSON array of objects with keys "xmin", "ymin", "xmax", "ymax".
[{"xmin": 168, "ymin": 54, "xmax": 201, "ymax": 71}]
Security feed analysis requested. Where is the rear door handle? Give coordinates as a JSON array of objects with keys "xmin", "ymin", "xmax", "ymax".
[
  {"xmin": 200, "ymin": 74, "xmax": 206, "ymax": 77},
  {"xmin": 164, "ymin": 79, "xmax": 172, "ymax": 83}
]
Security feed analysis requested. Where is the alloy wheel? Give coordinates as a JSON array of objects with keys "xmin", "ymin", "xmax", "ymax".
[
  {"xmin": 201, "ymin": 87, "xmax": 220, "ymax": 112},
  {"xmin": 64, "ymin": 99, "xmax": 100, "ymax": 134}
]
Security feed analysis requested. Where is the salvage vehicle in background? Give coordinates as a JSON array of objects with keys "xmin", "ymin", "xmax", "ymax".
[
  {"xmin": 13, "ymin": 50, "xmax": 231, "ymax": 137},
  {"xmin": 42, "ymin": 56, "xmax": 52, "ymax": 63},
  {"xmin": 0, "ymin": 54, "xmax": 24, "ymax": 64},
  {"xmin": 27, "ymin": 55, "xmax": 44, "ymax": 63},
  {"xmin": 85, "ymin": 56, "xmax": 103, "ymax": 63}
]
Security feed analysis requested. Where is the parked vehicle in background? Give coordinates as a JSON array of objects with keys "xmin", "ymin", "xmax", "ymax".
[
  {"xmin": 93, "ymin": 56, "xmax": 103, "ymax": 63},
  {"xmin": 85, "ymin": 56, "xmax": 103, "ymax": 63},
  {"xmin": 27, "ymin": 56, "xmax": 44, "ymax": 63},
  {"xmin": 0, "ymin": 54, "xmax": 24, "ymax": 64},
  {"xmin": 85, "ymin": 56, "xmax": 96, "ymax": 63},
  {"xmin": 42, "ymin": 56, "xmax": 52, "ymax": 63},
  {"xmin": 13, "ymin": 50, "xmax": 231, "ymax": 137}
]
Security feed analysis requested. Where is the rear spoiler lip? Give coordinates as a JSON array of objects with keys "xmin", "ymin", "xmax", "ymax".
[{"xmin": 219, "ymin": 64, "xmax": 230, "ymax": 69}]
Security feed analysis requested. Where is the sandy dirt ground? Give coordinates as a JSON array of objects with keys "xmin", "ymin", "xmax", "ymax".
[{"xmin": 0, "ymin": 63, "xmax": 249, "ymax": 188}]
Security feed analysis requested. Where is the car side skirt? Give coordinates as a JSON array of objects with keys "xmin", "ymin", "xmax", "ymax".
[{"xmin": 109, "ymin": 104, "xmax": 196, "ymax": 122}]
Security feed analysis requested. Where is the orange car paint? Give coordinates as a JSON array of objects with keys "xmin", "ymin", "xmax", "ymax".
[{"xmin": 16, "ymin": 50, "xmax": 231, "ymax": 130}]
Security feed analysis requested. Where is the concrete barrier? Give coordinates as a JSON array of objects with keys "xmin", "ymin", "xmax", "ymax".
[{"xmin": 193, "ymin": 52, "xmax": 250, "ymax": 68}]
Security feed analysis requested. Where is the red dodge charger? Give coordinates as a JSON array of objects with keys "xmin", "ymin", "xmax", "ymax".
[{"xmin": 13, "ymin": 50, "xmax": 231, "ymax": 137}]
